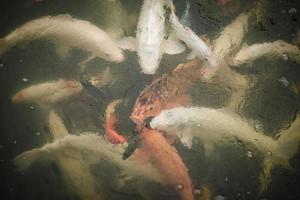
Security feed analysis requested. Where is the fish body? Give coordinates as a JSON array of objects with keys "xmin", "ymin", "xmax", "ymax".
[
  {"xmin": 130, "ymin": 59, "xmax": 205, "ymax": 125},
  {"xmin": 0, "ymin": 15, "xmax": 124, "ymax": 62},
  {"xmin": 232, "ymin": 40, "xmax": 300, "ymax": 66},
  {"xmin": 11, "ymin": 79, "xmax": 82, "ymax": 105},
  {"xmin": 212, "ymin": 11, "xmax": 253, "ymax": 63},
  {"xmin": 151, "ymin": 107, "xmax": 278, "ymax": 153},
  {"xmin": 139, "ymin": 128, "xmax": 194, "ymax": 200},
  {"xmin": 136, "ymin": 0, "xmax": 168, "ymax": 74},
  {"xmin": 151, "ymin": 107, "xmax": 300, "ymax": 190},
  {"xmin": 14, "ymin": 133, "xmax": 161, "ymax": 184},
  {"xmin": 170, "ymin": 7, "xmax": 217, "ymax": 67}
]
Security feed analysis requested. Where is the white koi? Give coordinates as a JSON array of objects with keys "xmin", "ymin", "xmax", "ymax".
[
  {"xmin": 151, "ymin": 106, "xmax": 300, "ymax": 190},
  {"xmin": 169, "ymin": 3, "xmax": 217, "ymax": 68},
  {"xmin": 0, "ymin": 14, "xmax": 124, "ymax": 62},
  {"xmin": 11, "ymin": 79, "xmax": 82, "ymax": 105},
  {"xmin": 232, "ymin": 40, "xmax": 300, "ymax": 66}
]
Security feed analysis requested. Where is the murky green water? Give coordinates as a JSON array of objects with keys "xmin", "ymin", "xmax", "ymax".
[{"xmin": 0, "ymin": 0, "xmax": 300, "ymax": 199}]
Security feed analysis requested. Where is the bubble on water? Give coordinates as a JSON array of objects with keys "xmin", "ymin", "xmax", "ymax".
[
  {"xmin": 278, "ymin": 77, "xmax": 289, "ymax": 87},
  {"xmin": 266, "ymin": 151, "xmax": 272, "ymax": 156},
  {"xmin": 30, "ymin": 105, "xmax": 34, "ymax": 110},
  {"xmin": 36, "ymin": 132, "xmax": 41, "ymax": 136},
  {"xmin": 215, "ymin": 194, "xmax": 226, "ymax": 200},
  {"xmin": 247, "ymin": 151, "xmax": 253, "ymax": 158},
  {"xmin": 225, "ymin": 177, "xmax": 229, "ymax": 182},
  {"xmin": 0, "ymin": 63, "xmax": 3, "ymax": 68},
  {"xmin": 22, "ymin": 78, "xmax": 28, "ymax": 82},
  {"xmin": 13, "ymin": 140, "xmax": 17, "ymax": 144},
  {"xmin": 247, "ymin": 191, "xmax": 251, "ymax": 195}
]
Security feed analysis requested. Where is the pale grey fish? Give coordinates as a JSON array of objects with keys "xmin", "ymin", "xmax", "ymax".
[{"xmin": 0, "ymin": 14, "xmax": 124, "ymax": 63}]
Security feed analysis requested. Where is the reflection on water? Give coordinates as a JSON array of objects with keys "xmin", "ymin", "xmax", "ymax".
[{"xmin": 0, "ymin": 0, "xmax": 300, "ymax": 200}]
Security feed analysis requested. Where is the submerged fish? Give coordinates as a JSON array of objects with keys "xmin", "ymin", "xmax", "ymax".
[
  {"xmin": 14, "ymin": 133, "xmax": 161, "ymax": 184},
  {"xmin": 130, "ymin": 59, "xmax": 206, "ymax": 125},
  {"xmin": 11, "ymin": 79, "xmax": 82, "ymax": 105},
  {"xmin": 138, "ymin": 127, "xmax": 194, "ymax": 200},
  {"xmin": 15, "ymin": 110, "xmax": 161, "ymax": 198},
  {"xmin": 150, "ymin": 106, "xmax": 300, "ymax": 190},
  {"xmin": 16, "ymin": 110, "xmax": 102, "ymax": 200},
  {"xmin": 130, "ymin": 9, "xmax": 256, "ymax": 125},
  {"xmin": 231, "ymin": 40, "xmax": 300, "ymax": 66},
  {"xmin": 169, "ymin": 3, "xmax": 217, "ymax": 67},
  {"xmin": 96, "ymin": 0, "xmax": 137, "ymax": 37},
  {"xmin": 212, "ymin": 11, "xmax": 254, "ymax": 63},
  {"xmin": 134, "ymin": 0, "xmax": 185, "ymax": 74},
  {"xmin": 0, "ymin": 14, "xmax": 124, "ymax": 62}
]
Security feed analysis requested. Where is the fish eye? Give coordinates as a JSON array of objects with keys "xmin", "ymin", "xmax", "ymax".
[{"xmin": 148, "ymin": 106, "xmax": 154, "ymax": 111}]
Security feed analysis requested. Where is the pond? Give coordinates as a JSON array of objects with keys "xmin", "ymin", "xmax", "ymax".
[{"xmin": 0, "ymin": 0, "xmax": 299, "ymax": 200}]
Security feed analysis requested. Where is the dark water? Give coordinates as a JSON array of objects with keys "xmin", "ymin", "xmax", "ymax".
[{"xmin": 0, "ymin": 0, "xmax": 300, "ymax": 199}]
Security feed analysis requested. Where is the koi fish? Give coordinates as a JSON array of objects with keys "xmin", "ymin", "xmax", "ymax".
[
  {"xmin": 0, "ymin": 14, "xmax": 124, "ymax": 62},
  {"xmin": 11, "ymin": 79, "xmax": 82, "ymax": 105},
  {"xmin": 231, "ymin": 40, "xmax": 300, "ymax": 66},
  {"xmin": 118, "ymin": 0, "xmax": 185, "ymax": 74},
  {"xmin": 130, "ymin": 9, "xmax": 256, "ymax": 125},
  {"xmin": 138, "ymin": 127, "xmax": 194, "ymax": 200},
  {"xmin": 169, "ymin": 3, "xmax": 217, "ymax": 67},
  {"xmin": 150, "ymin": 106, "xmax": 300, "ymax": 190},
  {"xmin": 130, "ymin": 59, "xmax": 206, "ymax": 125}
]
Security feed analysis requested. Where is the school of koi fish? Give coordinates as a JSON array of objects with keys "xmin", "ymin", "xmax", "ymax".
[{"xmin": 1, "ymin": 0, "xmax": 300, "ymax": 199}]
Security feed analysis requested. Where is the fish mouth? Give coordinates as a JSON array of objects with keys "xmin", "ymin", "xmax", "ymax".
[{"xmin": 130, "ymin": 114, "xmax": 144, "ymax": 125}]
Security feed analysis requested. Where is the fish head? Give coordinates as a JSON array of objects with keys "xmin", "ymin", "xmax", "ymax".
[
  {"xmin": 150, "ymin": 108, "xmax": 178, "ymax": 130},
  {"xmin": 101, "ymin": 45, "xmax": 125, "ymax": 63},
  {"xmin": 130, "ymin": 91, "xmax": 162, "ymax": 125},
  {"xmin": 138, "ymin": 47, "xmax": 162, "ymax": 74},
  {"xmin": 204, "ymin": 54, "xmax": 218, "ymax": 68}
]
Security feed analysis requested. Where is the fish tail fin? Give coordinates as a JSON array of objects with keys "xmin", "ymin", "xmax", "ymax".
[
  {"xmin": 260, "ymin": 116, "xmax": 300, "ymax": 191},
  {"xmin": 48, "ymin": 110, "xmax": 69, "ymax": 140},
  {"xmin": 259, "ymin": 157, "xmax": 280, "ymax": 192},
  {"xmin": 0, "ymin": 38, "xmax": 8, "ymax": 56},
  {"xmin": 13, "ymin": 148, "xmax": 46, "ymax": 171}
]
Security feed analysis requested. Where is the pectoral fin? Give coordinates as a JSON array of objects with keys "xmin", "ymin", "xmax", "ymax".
[
  {"xmin": 186, "ymin": 50, "xmax": 197, "ymax": 60},
  {"xmin": 163, "ymin": 37, "xmax": 186, "ymax": 55},
  {"xmin": 116, "ymin": 36, "xmax": 136, "ymax": 51}
]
